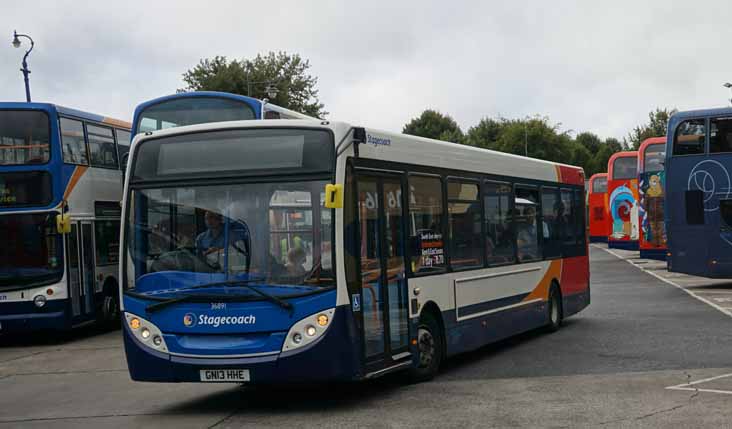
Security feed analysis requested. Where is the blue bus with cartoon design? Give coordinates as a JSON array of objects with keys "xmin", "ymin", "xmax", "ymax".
[
  {"xmin": 666, "ymin": 107, "xmax": 732, "ymax": 278},
  {"xmin": 0, "ymin": 102, "xmax": 131, "ymax": 332}
]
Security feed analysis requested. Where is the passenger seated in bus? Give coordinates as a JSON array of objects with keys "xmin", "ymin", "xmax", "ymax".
[
  {"xmin": 285, "ymin": 247, "xmax": 307, "ymax": 277},
  {"xmin": 517, "ymin": 206, "xmax": 539, "ymax": 261}
]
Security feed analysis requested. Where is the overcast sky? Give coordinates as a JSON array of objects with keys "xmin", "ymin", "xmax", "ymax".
[{"xmin": 2, "ymin": 1, "xmax": 731, "ymax": 140}]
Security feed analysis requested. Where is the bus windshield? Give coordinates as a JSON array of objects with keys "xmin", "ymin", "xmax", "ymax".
[
  {"xmin": 126, "ymin": 180, "xmax": 334, "ymax": 291},
  {"xmin": 0, "ymin": 213, "xmax": 63, "ymax": 288},
  {"xmin": 136, "ymin": 97, "xmax": 256, "ymax": 134},
  {"xmin": 0, "ymin": 110, "xmax": 51, "ymax": 165}
]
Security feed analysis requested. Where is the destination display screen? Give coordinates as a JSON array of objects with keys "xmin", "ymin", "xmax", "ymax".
[{"xmin": 0, "ymin": 171, "xmax": 53, "ymax": 207}]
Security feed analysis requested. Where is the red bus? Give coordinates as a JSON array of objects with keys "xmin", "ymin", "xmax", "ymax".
[
  {"xmin": 588, "ymin": 173, "xmax": 610, "ymax": 242},
  {"xmin": 638, "ymin": 137, "xmax": 667, "ymax": 259},
  {"xmin": 607, "ymin": 151, "xmax": 640, "ymax": 250}
]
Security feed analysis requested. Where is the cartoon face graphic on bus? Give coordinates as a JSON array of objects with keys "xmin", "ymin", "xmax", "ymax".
[
  {"xmin": 609, "ymin": 183, "xmax": 639, "ymax": 240},
  {"xmin": 639, "ymin": 172, "xmax": 666, "ymax": 247}
]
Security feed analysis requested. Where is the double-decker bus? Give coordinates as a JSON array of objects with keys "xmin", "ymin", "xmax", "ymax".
[
  {"xmin": 119, "ymin": 118, "xmax": 590, "ymax": 383},
  {"xmin": 131, "ymin": 91, "xmax": 313, "ymax": 136},
  {"xmin": 607, "ymin": 151, "xmax": 640, "ymax": 250},
  {"xmin": 588, "ymin": 173, "xmax": 610, "ymax": 242},
  {"xmin": 0, "ymin": 102, "xmax": 131, "ymax": 331},
  {"xmin": 666, "ymin": 107, "xmax": 732, "ymax": 278},
  {"xmin": 638, "ymin": 137, "xmax": 667, "ymax": 260}
]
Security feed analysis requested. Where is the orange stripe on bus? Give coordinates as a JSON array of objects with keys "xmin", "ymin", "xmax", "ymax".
[
  {"xmin": 63, "ymin": 166, "xmax": 88, "ymax": 200},
  {"xmin": 102, "ymin": 117, "xmax": 132, "ymax": 129},
  {"xmin": 522, "ymin": 259, "xmax": 563, "ymax": 302}
]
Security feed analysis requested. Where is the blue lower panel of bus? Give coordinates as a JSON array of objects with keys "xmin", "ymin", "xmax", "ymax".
[
  {"xmin": 123, "ymin": 305, "xmax": 362, "ymax": 383},
  {"xmin": 443, "ymin": 289, "xmax": 590, "ymax": 358},
  {"xmin": 589, "ymin": 236, "xmax": 608, "ymax": 243},
  {"xmin": 608, "ymin": 240, "xmax": 639, "ymax": 251},
  {"xmin": 0, "ymin": 299, "xmax": 68, "ymax": 331},
  {"xmin": 639, "ymin": 249, "xmax": 667, "ymax": 260}
]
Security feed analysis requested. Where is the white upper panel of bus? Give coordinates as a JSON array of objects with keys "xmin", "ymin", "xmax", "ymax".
[{"xmin": 129, "ymin": 119, "xmax": 582, "ymax": 184}]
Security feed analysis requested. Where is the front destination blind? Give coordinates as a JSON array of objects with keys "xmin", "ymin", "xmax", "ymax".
[{"xmin": 0, "ymin": 171, "xmax": 52, "ymax": 207}]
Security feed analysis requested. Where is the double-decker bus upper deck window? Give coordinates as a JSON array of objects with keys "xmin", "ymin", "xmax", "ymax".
[
  {"xmin": 612, "ymin": 157, "xmax": 637, "ymax": 180},
  {"xmin": 592, "ymin": 177, "xmax": 607, "ymax": 193},
  {"xmin": 673, "ymin": 119, "xmax": 706, "ymax": 155},
  {"xmin": 710, "ymin": 117, "xmax": 732, "ymax": 153},
  {"xmin": 0, "ymin": 110, "xmax": 50, "ymax": 165},
  {"xmin": 60, "ymin": 117, "xmax": 88, "ymax": 165},
  {"xmin": 137, "ymin": 97, "xmax": 256, "ymax": 134},
  {"xmin": 643, "ymin": 143, "xmax": 665, "ymax": 172},
  {"xmin": 87, "ymin": 124, "xmax": 119, "ymax": 169}
]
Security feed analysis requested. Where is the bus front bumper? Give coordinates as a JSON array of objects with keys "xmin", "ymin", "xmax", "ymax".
[
  {"xmin": 122, "ymin": 306, "xmax": 362, "ymax": 383},
  {"xmin": 0, "ymin": 300, "xmax": 68, "ymax": 332}
]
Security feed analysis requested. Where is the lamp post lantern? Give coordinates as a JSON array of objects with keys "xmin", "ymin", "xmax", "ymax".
[
  {"xmin": 12, "ymin": 31, "xmax": 34, "ymax": 103},
  {"xmin": 724, "ymin": 82, "xmax": 732, "ymax": 105}
]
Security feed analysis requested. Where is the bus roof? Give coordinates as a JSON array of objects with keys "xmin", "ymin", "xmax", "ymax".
[
  {"xmin": 0, "ymin": 101, "xmax": 131, "ymax": 129},
  {"xmin": 668, "ymin": 106, "xmax": 732, "ymax": 134},
  {"xmin": 638, "ymin": 137, "xmax": 666, "ymax": 153},
  {"xmin": 130, "ymin": 118, "xmax": 585, "ymax": 186}
]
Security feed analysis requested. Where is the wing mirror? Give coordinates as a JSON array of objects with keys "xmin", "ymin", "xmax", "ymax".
[
  {"xmin": 56, "ymin": 213, "xmax": 71, "ymax": 234},
  {"xmin": 324, "ymin": 184, "xmax": 343, "ymax": 209}
]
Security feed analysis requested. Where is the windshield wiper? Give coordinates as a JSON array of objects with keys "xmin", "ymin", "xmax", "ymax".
[{"xmin": 143, "ymin": 279, "xmax": 294, "ymax": 314}]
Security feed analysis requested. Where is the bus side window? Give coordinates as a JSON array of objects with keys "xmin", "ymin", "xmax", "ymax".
[
  {"xmin": 408, "ymin": 175, "xmax": 446, "ymax": 275},
  {"xmin": 710, "ymin": 117, "xmax": 732, "ymax": 153},
  {"xmin": 685, "ymin": 190, "xmax": 705, "ymax": 225},
  {"xmin": 116, "ymin": 129, "xmax": 131, "ymax": 170},
  {"xmin": 674, "ymin": 119, "xmax": 706, "ymax": 156},
  {"xmin": 60, "ymin": 117, "xmax": 89, "ymax": 165}
]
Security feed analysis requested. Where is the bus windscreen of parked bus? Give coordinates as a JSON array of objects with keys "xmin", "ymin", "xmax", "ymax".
[
  {"xmin": 136, "ymin": 97, "xmax": 256, "ymax": 134},
  {"xmin": 0, "ymin": 213, "xmax": 63, "ymax": 289},
  {"xmin": 0, "ymin": 110, "xmax": 50, "ymax": 165}
]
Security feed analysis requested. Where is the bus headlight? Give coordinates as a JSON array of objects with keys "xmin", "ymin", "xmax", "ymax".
[
  {"xmin": 124, "ymin": 313, "xmax": 168, "ymax": 353},
  {"xmin": 33, "ymin": 295, "xmax": 47, "ymax": 308},
  {"xmin": 282, "ymin": 308, "xmax": 336, "ymax": 353}
]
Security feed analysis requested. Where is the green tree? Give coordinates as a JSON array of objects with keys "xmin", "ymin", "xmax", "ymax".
[
  {"xmin": 180, "ymin": 52, "xmax": 326, "ymax": 118},
  {"xmin": 626, "ymin": 107, "xmax": 677, "ymax": 150},
  {"xmin": 466, "ymin": 118, "xmax": 507, "ymax": 149},
  {"xmin": 402, "ymin": 110, "xmax": 464, "ymax": 143}
]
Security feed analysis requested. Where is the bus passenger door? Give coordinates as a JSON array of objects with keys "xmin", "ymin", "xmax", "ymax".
[
  {"xmin": 356, "ymin": 173, "xmax": 410, "ymax": 373},
  {"xmin": 79, "ymin": 222, "xmax": 96, "ymax": 317},
  {"xmin": 66, "ymin": 224, "xmax": 82, "ymax": 317}
]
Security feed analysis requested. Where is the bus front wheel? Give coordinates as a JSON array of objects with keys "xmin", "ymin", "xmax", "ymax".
[{"xmin": 408, "ymin": 312, "xmax": 443, "ymax": 383}]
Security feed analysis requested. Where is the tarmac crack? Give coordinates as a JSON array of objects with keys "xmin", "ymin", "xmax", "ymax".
[{"xmin": 207, "ymin": 408, "xmax": 239, "ymax": 428}]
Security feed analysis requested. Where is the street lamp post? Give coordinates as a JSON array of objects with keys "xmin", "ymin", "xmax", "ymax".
[
  {"xmin": 724, "ymin": 82, "xmax": 732, "ymax": 105},
  {"xmin": 12, "ymin": 31, "xmax": 34, "ymax": 103}
]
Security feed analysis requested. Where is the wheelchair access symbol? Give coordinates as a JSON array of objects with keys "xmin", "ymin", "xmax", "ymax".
[{"xmin": 352, "ymin": 294, "xmax": 361, "ymax": 312}]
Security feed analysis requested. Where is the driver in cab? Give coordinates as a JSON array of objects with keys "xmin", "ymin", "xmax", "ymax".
[{"xmin": 196, "ymin": 211, "xmax": 248, "ymax": 258}]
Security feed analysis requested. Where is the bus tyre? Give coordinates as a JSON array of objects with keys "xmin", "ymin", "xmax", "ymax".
[
  {"xmin": 99, "ymin": 285, "xmax": 120, "ymax": 328},
  {"xmin": 546, "ymin": 284, "xmax": 563, "ymax": 332},
  {"xmin": 408, "ymin": 312, "xmax": 443, "ymax": 383}
]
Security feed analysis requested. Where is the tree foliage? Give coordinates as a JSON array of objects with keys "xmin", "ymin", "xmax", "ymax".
[
  {"xmin": 626, "ymin": 107, "xmax": 677, "ymax": 150},
  {"xmin": 180, "ymin": 52, "xmax": 326, "ymax": 118},
  {"xmin": 402, "ymin": 110, "xmax": 464, "ymax": 143},
  {"xmin": 404, "ymin": 109, "xmax": 637, "ymax": 178}
]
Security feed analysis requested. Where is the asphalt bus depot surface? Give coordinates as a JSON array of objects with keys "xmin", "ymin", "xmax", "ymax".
[{"xmin": 1, "ymin": 246, "xmax": 732, "ymax": 428}]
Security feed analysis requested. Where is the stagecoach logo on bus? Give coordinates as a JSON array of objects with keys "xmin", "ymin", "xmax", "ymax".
[
  {"xmin": 183, "ymin": 312, "xmax": 256, "ymax": 328},
  {"xmin": 366, "ymin": 134, "xmax": 391, "ymax": 147}
]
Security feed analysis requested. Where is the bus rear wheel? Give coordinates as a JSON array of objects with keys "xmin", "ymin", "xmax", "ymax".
[
  {"xmin": 408, "ymin": 312, "xmax": 443, "ymax": 383},
  {"xmin": 546, "ymin": 284, "xmax": 563, "ymax": 332}
]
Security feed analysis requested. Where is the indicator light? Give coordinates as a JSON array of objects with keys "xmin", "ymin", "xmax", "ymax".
[
  {"xmin": 129, "ymin": 318, "xmax": 141, "ymax": 330},
  {"xmin": 317, "ymin": 314, "xmax": 329, "ymax": 326}
]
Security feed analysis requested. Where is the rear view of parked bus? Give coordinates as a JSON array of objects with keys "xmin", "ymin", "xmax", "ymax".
[
  {"xmin": 131, "ymin": 91, "xmax": 313, "ymax": 136},
  {"xmin": 120, "ymin": 119, "xmax": 590, "ymax": 384},
  {"xmin": 0, "ymin": 102, "xmax": 130, "ymax": 331},
  {"xmin": 588, "ymin": 173, "xmax": 610, "ymax": 242},
  {"xmin": 638, "ymin": 137, "xmax": 667, "ymax": 260},
  {"xmin": 607, "ymin": 151, "xmax": 640, "ymax": 250},
  {"xmin": 666, "ymin": 108, "xmax": 732, "ymax": 278}
]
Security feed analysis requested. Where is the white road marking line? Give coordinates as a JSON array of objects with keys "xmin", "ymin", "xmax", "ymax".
[
  {"xmin": 599, "ymin": 246, "xmax": 732, "ymax": 318},
  {"xmin": 666, "ymin": 372, "xmax": 732, "ymax": 396},
  {"xmin": 693, "ymin": 290, "xmax": 732, "ymax": 294},
  {"xmin": 667, "ymin": 372, "xmax": 732, "ymax": 388}
]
